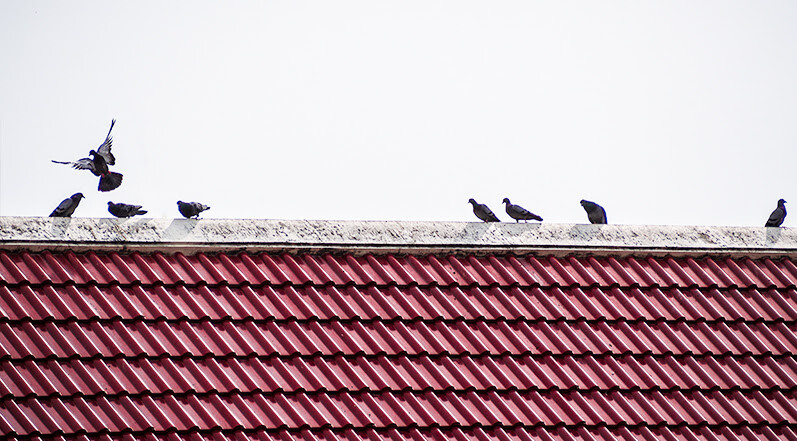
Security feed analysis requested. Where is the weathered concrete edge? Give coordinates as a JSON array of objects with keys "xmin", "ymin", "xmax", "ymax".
[{"xmin": 1, "ymin": 217, "xmax": 796, "ymax": 257}]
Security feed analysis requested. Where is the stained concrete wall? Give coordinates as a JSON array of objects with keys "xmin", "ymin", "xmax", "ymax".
[{"xmin": 0, "ymin": 217, "xmax": 795, "ymax": 256}]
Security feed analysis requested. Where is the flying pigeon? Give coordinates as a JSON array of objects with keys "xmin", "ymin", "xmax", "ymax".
[
  {"xmin": 177, "ymin": 201, "xmax": 210, "ymax": 219},
  {"xmin": 580, "ymin": 199, "xmax": 607, "ymax": 224},
  {"xmin": 49, "ymin": 193, "xmax": 84, "ymax": 217},
  {"xmin": 765, "ymin": 199, "xmax": 787, "ymax": 227},
  {"xmin": 503, "ymin": 198, "xmax": 542, "ymax": 223},
  {"xmin": 107, "ymin": 201, "xmax": 147, "ymax": 218},
  {"xmin": 52, "ymin": 119, "xmax": 123, "ymax": 192},
  {"xmin": 468, "ymin": 198, "xmax": 500, "ymax": 222}
]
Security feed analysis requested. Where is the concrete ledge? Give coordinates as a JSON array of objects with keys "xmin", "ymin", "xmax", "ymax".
[{"xmin": 0, "ymin": 217, "xmax": 796, "ymax": 256}]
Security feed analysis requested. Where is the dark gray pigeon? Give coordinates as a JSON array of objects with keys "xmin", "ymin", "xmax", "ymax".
[
  {"xmin": 107, "ymin": 201, "xmax": 147, "ymax": 218},
  {"xmin": 502, "ymin": 198, "xmax": 542, "ymax": 223},
  {"xmin": 52, "ymin": 119, "xmax": 123, "ymax": 192},
  {"xmin": 468, "ymin": 198, "xmax": 500, "ymax": 222},
  {"xmin": 580, "ymin": 199, "xmax": 607, "ymax": 224},
  {"xmin": 49, "ymin": 193, "xmax": 84, "ymax": 217},
  {"xmin": 177, "ymin": 201, "xmax": 210, "ymax": 219},
  {"xmin": 765, "ymin": 199, "xmax": 787, "ymax": 227}
]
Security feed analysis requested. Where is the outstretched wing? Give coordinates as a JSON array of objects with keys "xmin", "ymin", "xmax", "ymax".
[
  {"xmin": 52, "ymin": 158, "xmax": 96, "ymax": 172},
  {"xmin": 96, "ymin": 119, "xmax": 116, "ymax": 165}
]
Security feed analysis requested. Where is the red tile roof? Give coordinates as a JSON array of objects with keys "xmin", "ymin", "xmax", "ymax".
[{"xmin": 0, "ymin": 249, "xmax": 795, "ymax": 440}]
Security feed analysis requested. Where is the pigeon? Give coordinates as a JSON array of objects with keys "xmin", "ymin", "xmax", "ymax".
[
  {"xmin": 52, "ymin": 119, "xmax": 124, "ymax": 192},
  {"xmin": 49, "ymin": 193, "xmax": 84, "ymax": 217},
  {"xmin": 503, "ymin": 198, "xmax": 542, "ymax": 223},
  {"xmin": 580, "ymin": 199, "xmax": 607, "ymax": 224},
  {"xmin": 107, "ymin": 201, "xmax": 147, "ymax": 218},
  {"xmin": 177, "ymin": 201, "xmax": 210, "ymax": 219},
  {"xmin": 765, "ymin": 199, "xmax": 787, "ymax": 227},
  {"xmin": 468, "ymin": 198, "xmax": 500, "ymax": 222}
]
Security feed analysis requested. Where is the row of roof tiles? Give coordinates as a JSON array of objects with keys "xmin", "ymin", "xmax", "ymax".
[
  {"xmin": 3, "ymin": 284, "xmax": 795, "ymax": 322},
  {"xmin": 2, "ymin": 320, "xmax": 795, "ymax": 359},
  {"xmin": 3, "ymin": 389, "xmax": 795, "ymax": 435},
  {"xmin": 2, "ymin": 354, "xmax": 795, "ymax": 398},
  {"xmin": 2, "ymin": 251, "xmax": 796, "ymax": 289},
  {"xmin": 12, "ymin": 426, "xmax": 797, "ymax": 441}
]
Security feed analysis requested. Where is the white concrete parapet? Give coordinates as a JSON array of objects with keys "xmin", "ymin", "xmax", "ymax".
[{"xmin": 0, "ymin": 217, "xmax": 796, "ymax": 256}]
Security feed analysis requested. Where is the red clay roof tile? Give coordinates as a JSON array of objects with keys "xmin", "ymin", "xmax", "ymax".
[{"xmin": 0, "ymin": 249, "xmax": 794, "ymax": 441}]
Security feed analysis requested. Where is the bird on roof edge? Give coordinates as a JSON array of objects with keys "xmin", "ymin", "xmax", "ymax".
[
  {"xmin": 502, "ymin": 198, "xmax": 542, "ymax": 223},
  {"xmin": 580, "ymin": 199, "xmax": 607, "ymax": 224},
  {"xmin": 107, "ymin": 201, "xmax": 147, "ymax": 218},
  {"xmin": 468, "ymin": 198, "xmax": 500, "ymax": 222},
  {"xmin": 52, "ymin": 119, "xmax": 123, "ymax": 192},
  {"xmin": 49, "ymin": 193, "xmax": 84, "ymax": 217},
  {"xmin": 177, "ymin": 201, "xmax": 211, "ymax": 219},
  {"xmin": 765, "ymin": 199, "xmax": 787, "ymax": 227}
]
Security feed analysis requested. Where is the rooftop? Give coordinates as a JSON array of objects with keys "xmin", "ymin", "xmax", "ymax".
[{"xmin": 1, "ymin": 217, "xmax": 795, "ymax": 441}]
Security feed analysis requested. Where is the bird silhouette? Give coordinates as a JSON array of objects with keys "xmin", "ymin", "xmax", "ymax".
[
  {"xmin": 52, "ymin": 120, "xmax": 123, "ymax": 191},
  {"xmin": 765, "ymin": 199, "xmax": 787, "ymax": 227},
  {"xmin": 177, "ymin": 201, "xmax": 211, "ymax": 219},
  {"xmin": 49, "ymin": 193, "xmax": 85, "ymax": 217},
  {"xmin": 503, "ymin": 198, "xmax": 542, "ymax": 223},
  {"xmin": 580, "ymin": 199, "xmax": 607, "ymax": 224},
  {"xmin": 107, "ymin": 201, "xmax": 147, "ymax": 218},
  {"xmin": 468, "ymin": 198, "xmax": 500, "ymax": 222}
]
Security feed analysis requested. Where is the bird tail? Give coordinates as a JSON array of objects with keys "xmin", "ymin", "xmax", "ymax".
[
  {"xmin": 51, "ymin": 160, "xmax": 71, "ymax": 164},
  {"xmin": 136, "ymin": 210, "xmax": 148, "ymax": 216},
  {"xmin": 98, "ymin": 172, "xmax": 123, "ymax": 192},
  {"xmin": 532, "ymin": 214, "xmax": 543, "ymax": 221}
]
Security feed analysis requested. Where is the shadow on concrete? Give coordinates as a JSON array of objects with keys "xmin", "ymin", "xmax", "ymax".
[
  {"xmin": 164, "ymin": 218, "xmax": 198, "ymax": 240},
  {"xmin": 765, "ymin": 227, "xmax": 783, "ymax": 244},
  {"xmin": 49, "ymin": 218, "xmax": 72, "ymax": 237}
]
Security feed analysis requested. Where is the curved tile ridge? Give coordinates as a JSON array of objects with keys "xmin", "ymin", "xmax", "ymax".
[
  {"xmin": 1, "ymin": 251, "xmax": 796, "ymax": 290},
  {"xmin": 1, "ymin": 320, "xmax": 794, "ymax": 358},
  {"xmin": 2, "ymin": 217, "xmax": 797, "ymax": 255},
  {"xmin": 1, "ymin": 354, "xmax": 795, "ymax": 397},
  {"xmin": 2, "ymin": 389, "xmax": 795, "ymax": 435},
  {"xmin": 3, "ymin": 284, "xmax": 795, "ymax": 321}
]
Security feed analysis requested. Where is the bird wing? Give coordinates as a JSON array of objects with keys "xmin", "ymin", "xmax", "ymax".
[
  {"xmin": 95, "ymin": 119, "xmax": 116, "ymax": 165},
  {"xmin": 52, "ymin": 158, "xmax": 96, "ymax": 172},
  {"xmin": 50, "ymin": 198, "xmax": 73, "ymax": 216},
  {"xmin": 768, "ymin": 208, "xmax": 784, "ymax": 225}
]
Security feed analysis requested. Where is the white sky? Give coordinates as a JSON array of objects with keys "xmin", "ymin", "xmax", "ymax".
[{"xmin": 1, "ymin": 1, "xmax": 795, "ymax": 226}]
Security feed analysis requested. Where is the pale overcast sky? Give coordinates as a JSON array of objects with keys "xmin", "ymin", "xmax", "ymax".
[{"xmin": 1, "ymin": 1, "xmax": 795, "ymax": 226}]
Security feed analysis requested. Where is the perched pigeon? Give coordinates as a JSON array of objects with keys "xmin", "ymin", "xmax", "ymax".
[
  {"xmin": 52, "ymin": 119, "xmax": 123, "ymax": 192},
  {"xmin": 503, "ymin": 198, "xmax": 542, "ymax": 223},
  {"xmin": 49, "ymin": 193, "xmax": 84, "ymax": 217},
  {"xmin": 468, "ymin": 198, "xmax": 500, "ymax": 222},
  {"xmin": 580, "ymin": 199, "xmax": 607, "ymax": 224},
  {"xmin": 177, "ymin": 201, "xmax": 210, "ymax": 219},
  {"xmin": 765, "ymin": 199, "xmax": 787, "ymax": 227},
  {"xmin": 107, "ymin": 201, "xmax": 147, "ymax": 218}
]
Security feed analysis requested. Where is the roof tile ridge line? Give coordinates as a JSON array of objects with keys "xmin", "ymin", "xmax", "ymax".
[
  {"xmin": 5, "ymin": 386, "xmax": 794, "ymax": 404},
  {"xmin": 6, "ymin": 280, "xmax": 796, "ymax": 293},
  {"xmin": 2, "ymin": 316, "xmax": 792, "ymax": 326},
  {"xmin": 6, "ymin": 421, "xmax": 797, "ymax": 441},
  {"xmin": 5, "ymin": 351, "xmax": 794, "ymax": 364},
  {"xmin": 7, "ymin": 386, "xmax": 793, "ymax": 404}
]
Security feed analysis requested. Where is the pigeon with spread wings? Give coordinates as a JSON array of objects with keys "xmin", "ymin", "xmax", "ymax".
[{"xmin": 52, "ymin": 119, "xmax": 123, "ymax": 192}]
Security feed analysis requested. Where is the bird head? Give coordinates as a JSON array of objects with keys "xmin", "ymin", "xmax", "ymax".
[
  {"xmin": 502, "ymin": 198, "xmax": 510, "ymax": 205},
  {"xmin": 107, "ymin": 201, "xmax": 114, "ymax": 206},
  {"xmin": 468, "ymin": 198, "xmax": 477, "ymax": 205},
  {"xmin": 177, "ymin": 201, "xmax": 183, "ymax": 205},
  {"xmin": 71, "ymin": 193, "xmax": 85, "ymax": 200},
  {"xmin": 779, "ymin": 199, "xmax": 787, "ymax": 205},
  {"xmin": 580, "ymin": 199, "xmax": 589, "ymax": 207}
]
